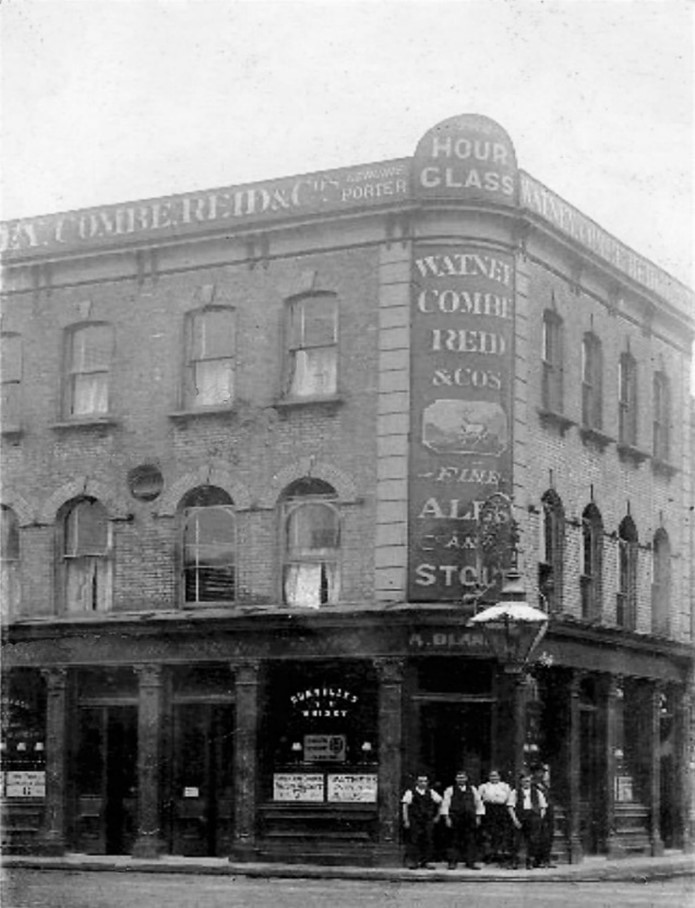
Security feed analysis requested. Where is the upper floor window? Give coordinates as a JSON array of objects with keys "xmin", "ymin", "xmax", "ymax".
[
  {"xmin": 181, "ymin": 486, "xmax": 235, "ymax": 604},
  {"xmin": 65, "ymin": 323, "xmax": 114, "ymax": 417},
  {"xmin": 285, "ymin": 294, "xmax": 338, "ymax": 398},
  {"xmin": 652, "ymin": 529, "xmax": 671, "ymax": 636},
  {"xmin": 1, "ymin": 506, "xmax": 20, "ymax": 620},
  {"xmin": 281, "ymin": 479, "xmax": 340, "ymax": 608},
  {"xmin": 581, "ymin": 504, "xmax": 603, "ymax": 620},
  {"xmin": 184, "ymin": 307, "xmax": 236, "ymax": 408},
  {"xmin": 581, "ymin": 332, "xmax": 603, "ymax": 430},
  {"xmin": 618, "ymin": 353, "xmax": 638, "ymax": 446},
  {"xmin": 538, "ymin": 490, "xmax": 564, "ymax": 613},
  {"xmin": 541, "ymin": 311, "xmax": 563, "ymax": 413},
  {"xmin": 63, "ymin": 498, "xmax": 112, "ymax": 612},
  {"xmin": 1, "ymin": 333, "xmax": 22, "ymax": 428},
  {"xmin": 617, "ymin": 515, "xmax": 638, "ymax": 630},
  {"xmin": 653, "ymin": 372, "xmax": 671, "ymax": 462}
]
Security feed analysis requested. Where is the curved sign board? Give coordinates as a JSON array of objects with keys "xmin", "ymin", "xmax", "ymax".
[{"xmin": 413, "ymin": 114, "xmax": 518, "ymax": 206}]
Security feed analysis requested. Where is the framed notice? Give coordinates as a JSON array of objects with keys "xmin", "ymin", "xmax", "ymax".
[
  {"xmin": 303, "ymin": 734, "xmax": 346, "ymax": 763},
  {"xmin": 615, "ymin": 775, "xmax": 634, "ymax": 803},
  {"xmin": 5, "ymin": 770, "xmax": 46, "ymax": 798},
  {"xmin": 273, "ymin": 773, "xmax": 324, "ymax": 802},
  {"xmin": 327, "ymin": 774, "xmax": 378, "ymax": 803}
]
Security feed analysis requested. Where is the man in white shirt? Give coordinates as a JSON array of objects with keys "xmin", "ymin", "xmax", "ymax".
[
  {"xmin": 507, "ymin": 773, "xmax": 547, "ymax": 869},
  {"xmin": 478, "ymin": 768, "xmax": 512, "ymax": 865},
  {"xmin": 401, "ymin": 774, "xmax": 443, "ymax": 869}
]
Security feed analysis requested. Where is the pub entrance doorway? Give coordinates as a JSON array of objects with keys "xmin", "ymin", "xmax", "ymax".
[{"xmin": 418, "ymin": 700, "xmax": 493, "ymax": 791}]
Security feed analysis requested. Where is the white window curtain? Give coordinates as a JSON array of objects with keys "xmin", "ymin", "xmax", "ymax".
[
  {"xmin": 70, "ymin": 325, "xmax": 112, "ymax": 416},
  {"xmin": 193, "ymin": 359, "xmax": 234, "ymax": 406},
  {"xmin": 66, "ymin": 556, "xmax": 110, "ymax": 612},
  {"xmin": 284, "ymin": 562, "xmax": 340, "ymax": 608},
  {"xmin": 289, "ymin": 348, "xmax": 337, "ymax": 397}
]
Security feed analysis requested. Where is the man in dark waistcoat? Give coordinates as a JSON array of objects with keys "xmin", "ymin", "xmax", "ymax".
[
  {"xmin": 532, "ymin": 763, "xmax": 556, "ymax": 868},
  {"xmin": 440, "ymin": 769, "xmax": 485, "ymax": 870},
  {"xmin": 508, "ymin": 772, "xmax": 547, "ymax": 869},
  {"xmin": 401, "ymin": 774, "xmax": 442, "ymax": 869}
]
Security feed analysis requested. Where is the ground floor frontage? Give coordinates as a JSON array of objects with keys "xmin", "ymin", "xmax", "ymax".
[{"xmin": 2, "ymin": 610, "xmax": 693, "ymax": 865}]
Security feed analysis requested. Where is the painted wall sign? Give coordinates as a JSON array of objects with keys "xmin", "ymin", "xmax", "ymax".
[
  {"xmin": 327, "ymin": 774, "xmax": 378, "ymax": 803},
  {"xmin": 273, "ymin": 773, "xmax": 324, "ymax": 802},
  {"xmin": 5, "ymin": 770, "xmax": 45, "ymax": 798},
  {"xmin": 413, "ymin": 114, "xmax": 518, "ymax": 206},
  {"xmin": 0, "ymin": 160, "xmax": 409, "ymax": 259},
  {"xmin": 520, "ymin": 173, "xmax": 693, "ymax": 313},
  {"xmin": 303, "ymin": 734, "xmax": 347, "ymax": 763},
  {"xmin": 408, "ymin": 245, "xmax": 515, "ymax": 601},
  {"xmin": 407, "ymin": 629, "xmax": 489, "ymax": 652}
]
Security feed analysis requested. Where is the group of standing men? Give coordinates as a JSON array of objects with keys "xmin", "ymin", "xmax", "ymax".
[{"xmin": 401, "ymin": 765, "xmax": 554, "ymax": 870}]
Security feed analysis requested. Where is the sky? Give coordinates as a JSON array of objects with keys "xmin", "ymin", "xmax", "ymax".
[{"xmin": 1, "ymin": 0, "xmax": 693, "ymax": 289}]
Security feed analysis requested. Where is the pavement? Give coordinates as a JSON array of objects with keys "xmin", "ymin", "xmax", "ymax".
[{"xmin": 3, "ymin": 851, "xmax": 694, "ymax": 883}]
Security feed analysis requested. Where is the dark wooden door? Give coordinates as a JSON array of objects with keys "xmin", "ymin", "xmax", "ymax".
[
  {"xmin": 170, "ymin": 703, "xmax": 234, "ymax": 856},
  {"xmin": 579, "ymin": 706, "xmax": 604, "ymax": 854},
  {"xmin": 419, "ymin": 701, "xmax": 492, "ymax": 790}
]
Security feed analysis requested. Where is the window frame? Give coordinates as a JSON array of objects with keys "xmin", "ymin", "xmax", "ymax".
[
  {"xmin": 617, "ymin": 516, "xmax": 638, "ymax": 630},
  {"xmin": 283, "ymin": 293, "xmax": 339, "ymax": 400},
  {"xmin": 0, "ymin": 333, "xmax": 22, "ymax": 429},
  {"xmin": 541, "ymin": 311, "xmax": 564, "ymax": 413},
  {"xmin": 580, "ymin": 504, "xmax": 603, "ymax": 621},
  {"xmin": 651, "ymin": 529, "xmax": 671, "ymax": 637},
  {"xmin": 653, "ymin": 371, "xmax": 671, "ymax": 462},
  {"xmin": 64, "ymin": 323, "xmax": 115, "ymax": 419},
  {"xmin": 1, "ymin": 505, "xmax": 20, "ymax": 620},
  {"xmin": 581, "ymin": 332, "xmax": 603, "ymax": 430},
  {"xmin": 59, "ymin": 497, "xmax": 113, "ymax": 614},
  {"xmin": 618, "ymin": 352, "xmax": 638, "ymax": 447},
  {"xmin": 280, "ymin": 483, "xmax": 341, "ymax": 608},
  {"xmin": 180, "ymin": 486, "xmax": 236, "ymax": 607},
  {"xmin": 183, "ymin": 306, "xmax": 237, "ymax": 410}
]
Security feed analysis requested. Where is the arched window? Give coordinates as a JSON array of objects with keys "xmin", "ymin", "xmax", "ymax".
[
  {"xmin": 1, "ymin": 505, "xmax": 20, "ymax": 619},
  {"xmin": 281, "ymin": 479, "xmax": 340, "ymax": 608},
  {"xmin": 284, "ymin": 293, "xmax": 338, "ymax": 398},
  {"xmin": 653, "ymin": 372, "xmax": 671, "ymax": 462},
  {"xmin": 617, "ymin": 516, "xmax": 638, "ymax": 630},
  {"xmin": 181, "ymin": 487, "xmax": 235, "ymax": 604},
  {"xmin": 183, "ymin": 307, "xmax": 236, "ymax": 408},
  {"xmin": 581, "ymin": 332, "xmax": 603, "ymax": 430},
  {"xmin": 581, "ymin": 504, "xmax": 603, "ymax": 620},
  {"xmin": 64, "ymin": 323, "xmax": 114, "ymax": 417},
  {"xmin": 652, "ymin": 529, "xmax": 671, "ymax": 636},
  {"xmin": 541, "ymin": 311, "xmax": 564, "ymax": 413},
  {"xmin": 63, "ymin": 498, "xmax": 111, "ymax": 612},
  {"xmin": 538, "ymin": 490, "xmax": 564, "ymax": 613}
]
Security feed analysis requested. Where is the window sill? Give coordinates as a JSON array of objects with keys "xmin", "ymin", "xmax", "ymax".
[
  {"xmin": 182, "ymin": 600, "xmax": 236, "ymax": 609},
  {"xmin": 168, "ymin": 404, "xmax": 238, "ymax": 422},
  {"xmin": 579, "ymin": 425, "xmax": 614, "ymax": 451},
  {"xmin": 1, "ymin": 425, "xmax": 23, "ymax": 440},
  {"xmin": 616, "ymin": 443, "xmax": 650, "ymax": 466},
  {"xmin": 273, "ymin": 393, "xmax": 345, "ymax": 412},
  {"xmin": 50, "ymin": 415, "xmax": 120, "ymax": 431},
  {"xmin": 652, "ymin": 458, "xmax": 678, "ymax": 479},
  {"xmin": 537, "ymin": 408, "xmax": 576, "ymax": 436}
]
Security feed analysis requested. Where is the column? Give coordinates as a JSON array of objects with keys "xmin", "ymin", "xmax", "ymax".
[
  {"xmin": 605, "ymin": 675, "xmax": 626, "ymax": 858},
  {"xmin": 374, "ymin": 657, "xmax": 404, "ymax": 866},
  {"xmin": 677, "ymin": 682, "xmax": 694, "ymax": 852},
  {"xmin": 38, "ymin": 668, "xmax": 69, "ymax": 855},
  {"xmin": 649, "ymin": 682, "xmax": 664, "ymax": 856},
  {"xmin": 567, "ymin": 670, "xmax": 583, "ymax": 863},
  {"xmin": 512, "ymin": 672, "xmax": 528, "ymax": 782},
  {"xmin": 230, "ymin": 659, "xmax": 260, "ymax": 862},
  {"xmin": 133, "ymin": 664, "xmax": 163, "ymax": 858}
]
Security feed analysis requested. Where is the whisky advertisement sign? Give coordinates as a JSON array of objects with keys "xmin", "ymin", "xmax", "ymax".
[{"xmin": 408, "ymin": 245, "xmax": 515, "ymax": 601}]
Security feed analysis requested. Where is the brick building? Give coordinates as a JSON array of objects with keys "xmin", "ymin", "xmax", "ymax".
[{"xmin": 1, "ymin": 114, "xmax": 693, "ymax": 865}]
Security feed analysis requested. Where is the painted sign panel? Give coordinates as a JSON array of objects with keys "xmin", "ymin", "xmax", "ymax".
[
  {"xmin": 303, "ymin": 734, "xmax": 347, "ymax": 763},
  {"xmin": 413, "ymin": 114, "xmax": 518, "ymax": 206},
  {"xmin": 0, "ymin": 160, "xmax": 409, "ymax": 258},
  {"xmin": 273, "ymin": 773, "xmax": 325, "ymax": 802},
  {"xmin": 327, "ymin": 774, "xmax": 378, "ymax": 803},
  {"xmin": 408, "ymin": 245, "xmax": 515, "ymax": 601},
  {"xmin": 5, "ymin": 770, "xmax": 46, "ymax": 798}
]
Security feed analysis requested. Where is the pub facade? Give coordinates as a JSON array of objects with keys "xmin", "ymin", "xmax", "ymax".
[{"xmin": 1, "ymin": 114, "xmax": 693, "ymax": 865}]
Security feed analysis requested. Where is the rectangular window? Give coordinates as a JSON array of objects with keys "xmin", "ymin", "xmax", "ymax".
[
  {"xmin": 581, "ymin": 334, "xmax": 602, "ymax": 429},
  {"xmin": 67, "ymin": 325, "xmax": 113, "ymax": 417},
  {"xmin": 618, "ymin": 354, "xmax": 638, "ymax": 446},
  {"xmin": 541, "ymin": 313, "xmax": 563, "ymax": 412},
  {"xmin": 0, "ymin": 334, "xmax": 22, "ymax": 427},
  {"xmin": 653, "ymin": 373, "xmax": 670, "ymax": 461},
  {"xmin": 185, "ymin": 308, "xmax": 236, "ymax": 408},
  {"xmin": 286, "ymin": 295, "xmax": 338, "ymax": 398}
]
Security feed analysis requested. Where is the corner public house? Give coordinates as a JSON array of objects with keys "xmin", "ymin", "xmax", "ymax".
[{"xmin": 1, "ymin": 115, "xmax": 693, "ymax": 865}]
